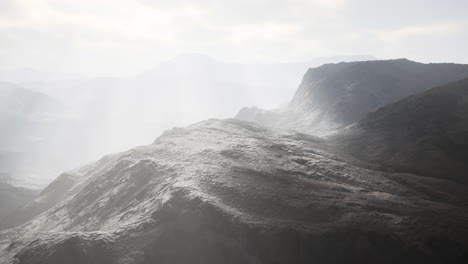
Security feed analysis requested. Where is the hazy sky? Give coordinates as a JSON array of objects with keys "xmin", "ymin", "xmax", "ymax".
[{"xmin": 1, "ymin": 0, "xmax": 467, "ymax": 76}]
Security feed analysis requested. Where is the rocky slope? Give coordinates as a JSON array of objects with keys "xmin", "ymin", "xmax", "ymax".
[
  {"xmin": 0, "ymin": 154, "xmax": 118, "ymax": 231},
  {"xmin": 1, "ymin": 119, "xmax": 467, "ymax": 264},
  {"xmin": 237, "ymin": 59, "xmax": 468, "ymax": 135},
  {"xmin": 329, "ymin": 77, "xmax": 468, "ymax": 183}
]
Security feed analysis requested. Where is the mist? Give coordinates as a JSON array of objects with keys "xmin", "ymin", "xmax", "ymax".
[
  {"xmin": 1, "ymin": 0, "xmax": 467, "ymax": 188},
  {"xmin": 2, "ymin": 1, "xmax": 468, "ymax": 263},
  {"xmin": 1, "ymin": 53, "xmax": 374, "ymax": 187}
]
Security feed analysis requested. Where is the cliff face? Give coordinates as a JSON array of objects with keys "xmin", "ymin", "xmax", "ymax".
[
  {"xmin": 1, "ymin": 119, "xmax": 467, "ymax": 264},
  {"xmin": 237, "ymin": 59, "xmax": 468, "ymax": 135}
]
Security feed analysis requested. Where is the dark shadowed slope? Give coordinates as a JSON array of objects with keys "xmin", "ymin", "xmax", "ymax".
[
  {"xmin": 329, "ymin": 77, "xmax": 468, "ymax": 183},
  {"xmin": 237, "ymin": 59, "xmax": 468, "ymax": 135},
  {"xmin": 1, "ymin": 119, "xmax": 467, "ymax": 264}
]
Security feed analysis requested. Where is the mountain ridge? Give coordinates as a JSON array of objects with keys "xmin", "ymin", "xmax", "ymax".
[
  {"xmin": 236, "ymin": 59, "xmax": 468, "ymax": 135},
  {"xmin": 1, "ymin": 119, "xmax": 468, "ymax": 263},
  {"xmin": 329, "ymin": 77, "xmax": 468, "ymax": 183}
]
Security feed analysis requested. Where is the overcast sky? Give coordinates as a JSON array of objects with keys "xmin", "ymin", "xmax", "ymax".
[{"xmin": 1, "ymin": 0, "xmax": 467, "ymax": 76}]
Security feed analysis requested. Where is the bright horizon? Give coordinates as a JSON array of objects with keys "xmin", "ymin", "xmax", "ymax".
[{"xmin": 1, "ymin": 0, "xmax": 467, "ymax": 77}]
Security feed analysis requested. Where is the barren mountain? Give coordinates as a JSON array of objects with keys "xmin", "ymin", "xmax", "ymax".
[
  {"xmin": 3, "ymin": 54, "xmax": 373, "ymax": 188},
  {"xmin": 237, "ymin": 59, "xmax": 468, "ymax": 135},
  {"xmin": 1, "ymin": 119, "xmax": 467, "ymax": 264},
  {"xmin": 329, "ymin": 77, "xmax": 468, "ymax": 183},
  {"xmin": 0, "ymin": 154, "xmax": 117, "ymax": 231}
]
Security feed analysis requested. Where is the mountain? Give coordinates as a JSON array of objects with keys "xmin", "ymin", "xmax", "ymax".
[
  {"xmin": 0, "ymin": 82, "xmax": 61, "ymax": 120},
  {"xmin": 25, "ymin": 54, "xmax": 376, "ymax": 119},
  {"xmin": 137, "ymin": 54, "xmax": 376, "ymax": 110},
  {"xmin": 1, "ymin": 119, "xmax": 467, "ymax": 263},
  {"xmin": 237, "ymin": 59, "xmax": 468, "ymax": 135},
  {"xmin": 0, "ymin": 82, "xmax": 63, "ymax": 152},
  {"xmin": 0, "ymin": 155, "xmax": 115, "ymax": 230},
  {"xmin": 329, "ymin": 77, "xmax": 468, "ymax": 183},
  {"xmin": 0, "ymin": 181, "xmax": 38, "ymax": 221},
  {"xmin": 5, "ymin": 54, "xmax": 374, "ymax": 188},
  {"xmin": 0, "ymin": 82, "xmax": 77, "ymax": 187}
]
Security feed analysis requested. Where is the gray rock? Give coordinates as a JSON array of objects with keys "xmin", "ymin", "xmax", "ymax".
[
  {"xmin": 329, "ymin": 77, "xmax": 468, "ymax": 183},
  {"xmin": 237, "ymin": 59, "xmax": 468, "ymax": 135},
  {"xmin": 1, "ymin": 119, "xmax": 467, "ymax": 263}
]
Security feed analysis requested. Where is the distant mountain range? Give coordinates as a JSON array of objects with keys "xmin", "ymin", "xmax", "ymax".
[{"xmin": 0, "ymin": 82, "xmax": 61, "ymax": 118}]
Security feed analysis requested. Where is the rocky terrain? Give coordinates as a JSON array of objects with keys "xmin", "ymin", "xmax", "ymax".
[
  {"xmin": 1, "ymin": 119, "xmax": 467, "ymax": 263},
  {"xmin": 2, "ymin": 57, "xmax": 468, "ymax": 263},
  {"xmin": 237, "ymin": 59, "xmax": 468, "ymax": 135},
  {"xmin": 0, "ymin": 154, "xmax": 119, "ymax": 231},
  {"xmin": 329, "ymin": 77, "xmax": 468, "ymax": 183},
  {"xmin": 0, "ymin": 55, "xmax": 375, "ymax": 189}
]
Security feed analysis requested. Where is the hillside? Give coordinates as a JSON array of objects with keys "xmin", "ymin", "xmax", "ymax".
[
  {"xmin": 3, "ymin": 55, "xmax": 373, "ymax": 188},
  {"xmin": 1, "ymin": 119, "xmax": 467, "ymax": 263},
  {"xmin": 329, "ymin": 77, "xmax": 468, "ymax": 183}
]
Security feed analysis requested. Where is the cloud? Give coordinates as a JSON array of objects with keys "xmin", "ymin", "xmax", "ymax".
[
  {"xmin": 0, "ymin": 0, "xmax": 467, "ymax": 75},
  {"xmin": 378, "ymin": 22, "xmax": 462, "ymax": 42}
]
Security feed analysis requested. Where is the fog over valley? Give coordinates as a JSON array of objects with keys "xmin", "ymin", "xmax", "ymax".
[{"xmin": 0, "ymin": 54, "xmax": 375, "ymax": 187}]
